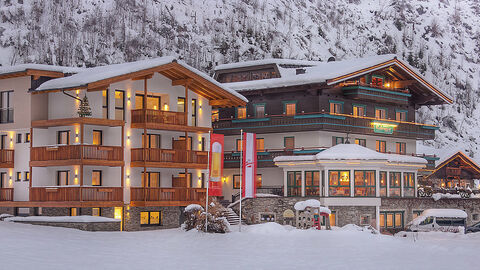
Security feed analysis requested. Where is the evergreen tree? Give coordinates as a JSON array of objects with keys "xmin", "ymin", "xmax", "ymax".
[{"xmin": 77, "ymin": 95, "xmax": 92, "ymax": 117}]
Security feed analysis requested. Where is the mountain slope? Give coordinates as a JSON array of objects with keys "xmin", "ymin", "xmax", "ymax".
[{"xmin": 1, "ymin": 0, "xmax": 479, "ymax": 160}]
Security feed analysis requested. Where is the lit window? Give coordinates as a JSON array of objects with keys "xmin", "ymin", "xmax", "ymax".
[
  {"xmin": 115, "ymin": 90, "xmax": 125, "ymax": 121},
  {"xmin": 102, "ymin": 90, "xmax": 109, "ymax": 119},
  {"xmin": 330, "ymin": 102, "xmax": 342, "ymax": 114},
  {"xmin": 114, "ymin": 207, "xmax": 122, "ymax": 220},
  {"xmin": 211, "ymin": 109, "xmax": 219, "ymax": 122},
  {"xmin": 70, "ymin": 208, "xmax": 77, "ymax": 216},
  {"xmin": 329, "ymin": 171, "xmax": 350, "ymax": 197},
  {"xmin": 237, "ymin": 107, "xmax": 246, "ymax": 119},
  {"xmin": 256, "ymin": 138, "xmax": 264, "ymax": 152},
  {"xmin": 396, "ymin": 110, "xmax": 407, "ymax": 121},
  {"xmin": 353, "ymin": 105, "xmax": 365, "ymax": 117},
  {"xmin": 379, "ymin": 171, "xmax": 387, "ymax": 197},
  {"xmin": 177, "ymin": 97, "xmax": 185, "ymax": 113},
  {"xmin": 329, "ymin": 211, "xmax": 336, "ymax": 227},
  {"xmin": 389, "ymin": 172, "xmax": 401, "ymax": 197},
  {"xmin": 24, "ymin": 171, "xmax": 29, "ymax": 182},
  {"xmin": 25, "ymin": 133, "xmax": 30, "ymax": 143},
  {"xmin": 92, "ymin": 130, "xmax": 102, "ymax": 145},
  {"xmin": 375, "ymin": 108, "xmax": 387, "ymax": 119},
  {"xmin": 354, "ymin": 170, "xmax": 375, "ymax": 197},
  {"xmin": 256, "ymin": 174, "xmax": 262, "ymax": 188},
  {"xmin": 396, "ymin": 142, "xmax": 406, "ymax": 154},
  {"xmin": 285, "ymin": 103, "xmax": 296, "ymax": 116},
  {"xmin": 371, "ymin": 75, "xmax": 383, "ymax": 87},
  {"xmin": 287, "ymin": 171, "xmax": 302, "ymax": 196},
  {"xmin": 355, "ymin": 139, "xmax": 366, "ymax": 147},
  {"xmin": 92, "ymin": 170, "xmax": 102, "ymax": 186},
  {"xmin": 92, "ymin": 208, "xmax": 101, "ymax": 217},
  {"xmin": 140, "ymin": 211, "xmax": 161, "ymax": 226},
  {"xmin": 233, "ymin": 175, "xmax": 241, "ymax": 189},
  {"xmin": 376, "ymin": 140, "xmax": 386, "ymax": 153},
  {"xmin": 236, "ymin": 139, "xmax": 242, "ymax": 152},
  {"xmin": 305, "ymin": 171, "xmax": 320, "ymax": 196},
  {"xmin": 404, "ymin": 173, "xmax": 415, "ymax": 197}
]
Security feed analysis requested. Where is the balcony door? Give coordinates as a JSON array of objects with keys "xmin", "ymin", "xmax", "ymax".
[
  {"xmin": 57, "ymin": 131, "xmax": 70, "ymax": 145},
  {"xmin": 57, "ymin": 171, "xmax": 70, "ymax": 186},
  {"xmin": 0, "ymin": 172, "xmax": 6, "ymax": 188},
  {"xmin": 0, "ymin": 134, "xmax": 6, "ymax": 149},
  {"xmin": 174, "ymin": 136, "xmax": 192, "ymax": 150},
  {"xmin": 142, "ymin": 172, "xmax": 160, "ymax": 188},
  {"xmin": 92, "ymin": 130, "xmax": 103, "ymax": 145},
  {"xmin": 176, "ymin": 173, "xmax": 192, "ymax": 188},
  {"xmin": 135, "ymin": 94, "xmax": 161, "ymax": 110},
  {"xmin": 142, "ymin": 134, "xmax": 161, "ymax": 148}
]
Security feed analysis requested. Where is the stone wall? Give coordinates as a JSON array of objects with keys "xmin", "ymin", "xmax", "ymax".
[
  {"xmin": 10, "ymin": 220, "xmax": 121, "ymax": 231},
  {"xmin": 0, "ymin": 207, "xmax": 15, "ymax": 215},
  {"xmin": 329, "ymin": 206, "xmax": 377, "ymax": 227},
  {"xmin": 381, "ymin": 198, "xmax": 480, "ymax": 226},
  {"xmin": 124, "ymin": 206, "xmax": 182, "ymax": 231}
]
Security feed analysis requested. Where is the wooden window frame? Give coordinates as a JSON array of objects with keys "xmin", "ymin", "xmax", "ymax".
[
  {"xmin": 0, "ymin": 90, "xmax": 14, "ymax": 124},
  {"xmin": 253, "ymin": 103, "xmax": 266, "ymax": 118},
  {"xmin": 92, "ymin": 130, "xmax": 103, "ymax": 146},
  {"xmin": 380, "ymin": 211, "xmax": 404, "ymax": 229},
  {"xmin": 376, "ymin": 140, "xmax": 386, "ymax": 153},
  {"xmin": 92, "ymin": 207, "xmax": 101, "ymax": 217},
  {"xmin": 287, "ymin": 171, "xmax": 302, "ymax": 196},
  {"xmin": 395, "ymin": 109, "xmax": 408, "ymax": 122},
  {"xmin": 328, "ymin": 170, "xmax": 350, "ymax": 197},
  {"xmin": 236, "ymin": 106, "xmax": 247, "ymax": 119},
  {"xmin": 354, "ymin": 170, "xmax": 376, "ymax": 197},
  {"xmin": 403, "ymin": 172, "xmax": 415, "ymax": 197},
  {"xmin": 140, "ymin": 211, "xmax": 162, "ymax": 226},
  {"xmin": 283, "ymin": 101, "xmax": 297, "ymax": 116},
  {"xmin": 141, "ymin": 172, "xmax": 161, "ymax": 188},
  {"xmin": 395, "ymin": 142, "xmax": 406, "ymax": 155},
  {"xmin": 233, "ymin": 174, "xmax": 241, "ymax": 189},
  {"xmin": 57, "ymin": 130, "xmax": 70, "ymax": 145},
  {"xmin": 57, "ymin": 171, "xmax": 70, "ymax": 186},
  {"xmin": 284, "ymin": 136, "xmax": 295, "ymax": 150},
  {"xmin": 375, "ymin": 107, "xmax": 388, "ymax": 120},
  {"xmin": 329, "ymin": 100, "xmax": 344, "ymax": 114},
  {"xmin": 114, "ymin": 90, "xmax": 125, "ymax": 121},
  {"xmin": 352, "ymin": 104, "xmax": 366, "ymax": 117},
  {"xmin": 92, "ymin": 170, "xmax": 102, "ymax": 186},
  {"xmin": 143, "ymin": 133, "xmax": 161, "ymax": 149},
  {"xmin": 136, "ymin": 93, "xmax": 161, "ymax": 110}
]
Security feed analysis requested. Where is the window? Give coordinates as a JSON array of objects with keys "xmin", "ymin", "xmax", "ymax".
[
  {"xmin": 102, "ymin": 90, "xmax": 109, "ymax": 119},
  {"xmin": 16, "ymin": 133, "xmax": 21, "ymax": 143},
  {"xmin": 396, "ymin": 110, "xmax": 407, "ymax": 121},
  {"xmin": 236, "ymin": 139, "xmax": 242, "ymax": 152},
  {"xmin": 135, "ymin": 94, "xmax": 161, "ymax": 110},
  {"xmin": 256, "ymin": 138, "xmax": 264, "ymax": 152},
  {"xmin": 404, "ymin": 172, "xmax": 415, "ymax": 197},
  {"xmin": 353, "ymin": 105, "xmax": 366, "ymax": 117},
  {"xmin": 413, "ymin": 210, "xmax": 423, "ymax": 220},
  {"xmin": 354, "ymin": 170, "xmax": 375, "ymax": 197},
  {"xmin": 92, "ymin": 208, "xmax": 101, "ymax": 217},
  {"xmin": 178, "ymin": 136, "xmax": 192, "ymax": 150},
  {"xmin": 141, "ymin": 172, "xmax": 160, "ymax": 188},
  {"xmin": 375, "ymin": 108, "xmax": 387, "ymax": 119},
  {"xmin": 15, "ymin": 172, "xmax": 21, "ymax": 182},
  {"xmin": 233, "ymin": 175, "xmax": 241, "ymax": 189},
  {"xmin": 140, "ymin": 211, "xmax": 161, "ymax": 226},
  {"xmin": 25, "ymin": 133, "xmax": 30, "ymax": 143},
  {"xmin": 0, "ymin": 90, "xmax": 13, "ymax": 123},
  {"xmin": 329, "ymin": 211, "xmax": 336, "ymax": 226},
  {"xmin": 191, "ymin": 99, "xmax": 197, "ymax": 126},
  {"xmin": 254, "ymin": 104, "xmax": 265, "ymax": 118},
  {"xmin": 333, "ymin": 136, "xmax": 344, "ymax": 146},
  {"xmin": 212, "ymin": 109, "xmax": 219, "ymax": 122},
  {"xmin": 201, "ymin": 173, "xmax": 206, "ymax": 188},
  {"xmin": 57, "ymin": 171, "xmax": 70, "ymax": 186},
  {"xmin": 92, "ymin": 130, "xmax": 102, "ymax": 145},
  {"xmin": 92, "ymin": 170, "xmax": 102, "ymax": 186},
  {"xmin": 379, "ymin": 171, "xmax": 387, "ymax": 197},
  {"xmin": 24, "ymin": 171, "xmax": 29, "ymax": 182},
  {"xmin": 236, "ymin": 107, "xmax": 246, "ymax": 119},
  {"xmin": 115, "ymin": 90, "xmax": 125, "ymax": 120},
  {"xmin": 355, "ymin": 138, "xmax": 366, "ymax": 147},
  {"xmin": 371, "ymin": 75, "xmax": 384, "ymax": 87},
  {"xmin": 177, "ymin": 97, "xmax": 185, "ymax": 113},
  {"xmin": 142, "ymin": 134, "xmax": 161, "ymax": 148},
  {"xmin": 305, "ymin": 171, "xmax": 320, "ymax": 196},
  {"xmin": 329, "ymin": 171, "xmax": 350, "ymax": 197},
  {"xmin": 57, "ymin": 131, "xmax": 70, "ymax": 145},
  {"xmin": 360, "ymin": 215, "xmax": 371, "ymax": 226},
  {"xmin": 376, "ymin": 140, "xmax": 386, "ymax": 153},
  {"xmin": 389, "ymin": 172, "xmax": 401, "ymax": 197},
  {"xmin": 287, "ymin": 171, "xmax": 301, "ymax": 196},
  {"xmin": 396, "ymin": 142, "xmax": 406, "ymax": 155},
  {"xmin": 284, "ymin": 137, "xmax": 295, "ymax": 150},
  {"xmin": 284, "ymin": 102, "xmax": 296, "ymax": 116},
  {"xmin": 0, "ymin": 134, "xmax": 6, "ymax": 149},
  {"xmin": 256, "ymin": 174, "xmax": 262, "ymax": 188},
  {"xmin": 329, "ymin": 101, "xmax": 343, "ymax": 114},
  {"xmin": 70, "ymin": 208, "xmax": 77, "ymax": 217},
  {"xmin": 380, "ymin": 211, "xmax": 403, "ymax": 229}
]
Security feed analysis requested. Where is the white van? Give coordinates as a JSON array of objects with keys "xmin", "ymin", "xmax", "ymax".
[{"xmin": 406, "ymin": 209, "xmax": 467, "ymax": 233}]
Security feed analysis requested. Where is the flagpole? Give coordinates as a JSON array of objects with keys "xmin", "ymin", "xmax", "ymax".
[
  {"xmin": 205, "ymin": 130, "xmax": 211, "ymax": 232},
  {"xmin": 239, "ymin": 129, "xmax": 243, "ymax": 232}
]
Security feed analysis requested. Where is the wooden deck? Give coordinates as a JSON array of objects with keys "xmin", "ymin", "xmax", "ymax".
[
  {"xmin": 0, "ymin": 149, "xmax": 14, "ymax": 168},
  {"xmin": 130, "ymin": 148, "xmax": 208, "ymax": 169},
  {"xmin": 131, "ymin": 109, "xmax": 211, "ymax": 133},
  {"xmin": 30, "ymin": 145, "xmax": 124, "ymax": 167},
  {"xmin": 130, "ymin": 187, "xmax": 206, "ymax": 206}
]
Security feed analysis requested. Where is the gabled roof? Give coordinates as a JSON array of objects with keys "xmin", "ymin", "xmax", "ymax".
[
  {"xmin": 0, "ymin": 64, "xmax": 84, "ymax": 80},
  {"xmin": 32, "ymin": 57, "xmax": 247, "ymax": 107},
  {"xmin": 215, "ymin": 58, "xmax": 321, "ymax": 71},
  {"xmin": 426, "ymin": 151, "xmax": 480, "ymax": 179},
  {"xmin": 220, "ymin": 54, "xmax": 452, "ymax": 105},
  {"xmin": 274, "ymin": 144, "xmax": 427, "ymax": 164}
]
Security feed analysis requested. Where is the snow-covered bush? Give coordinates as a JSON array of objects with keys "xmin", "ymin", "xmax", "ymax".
[
  {"xmin": 183, "ymin": 198, "xmax": 230, "ymax": 233},
  {"xmin": 183, "ymin": 204, "xmax": 204, "ymax": 231}
]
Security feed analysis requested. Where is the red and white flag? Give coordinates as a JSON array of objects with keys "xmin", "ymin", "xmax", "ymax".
[{"xmin": 242, "ymin": 132, "xmax": 257, "ymax": 198}]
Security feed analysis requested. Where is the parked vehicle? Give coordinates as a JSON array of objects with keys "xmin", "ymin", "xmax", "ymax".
[
  {"xmin": 465, "ymin": 222, "xmax": 480, "ymax": 233},
  {"xmin": 406, "ymin": 209, "xmax": 467, "ymax": 233}
]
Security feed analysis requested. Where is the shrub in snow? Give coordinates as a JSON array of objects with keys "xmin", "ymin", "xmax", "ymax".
[
  {"xmin": 183, "ymin": 204, "xmax": 204, "ymax": 231},
  {"xmin": 195, "ymin": 198, "xmax": 230, "ymax": 233}
]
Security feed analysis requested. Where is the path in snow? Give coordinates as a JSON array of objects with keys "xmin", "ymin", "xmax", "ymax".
[{"xmin": 0, "ymin": 221, "xmax": 478, "ymax": 270}]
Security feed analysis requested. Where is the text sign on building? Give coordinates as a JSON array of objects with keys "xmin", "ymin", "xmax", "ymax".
[{"xmin": 372, "ymin": 122, "xmax": 397, "ymax": 135}]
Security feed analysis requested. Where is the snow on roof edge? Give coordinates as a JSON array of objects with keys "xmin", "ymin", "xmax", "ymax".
[
  {"xmin": 0, "ymin": 64, "xmax": 85, "ymax": 77},
  {"xmin": 214, "ymin": 58, "xmax": 322, "ymax": 71}
]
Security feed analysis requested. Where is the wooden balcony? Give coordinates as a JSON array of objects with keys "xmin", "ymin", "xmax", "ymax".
[
  {"xmin": 29, "ymin": 187, "xmax": 123, "ymax": 206},
  {"xmin": 213, "ymin": 112, "xmax": 437, "ymax": 140},
  {"xmin": 0, "ymin": 188, "xmax": 13, "ymax": 201},
  {"xmin": 131, "ymin": 109, "xmax": 211, "ymax": 133},
  {"xmin": 131, "ymin": 148, "xmax": 208, "ymax": 169},
  {"xmin": 30, "ymin": 145, "xmax": 124, "ymax": 167},
  {"xmin": 0, "ymin": 149, "xmax": 14, "ymax": 168},
  {"xmin": 342, "ymin": 82, "xmax": 411, "ymax": 105},
  {"xmin": 225, "ymin": 147, "xmax": 326, "ymax": 168},
  {"xmin": 130, "ymin": 187, "xmax": 206, "ymax": 206}
]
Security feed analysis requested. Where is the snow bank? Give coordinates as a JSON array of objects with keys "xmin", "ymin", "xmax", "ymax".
[
  {"xmin": 5, "ymin": 215, "xmax": 120, "ymax": 223},
  {"xmin": 432, "ymin": 193, "xmax": 462, "ymax": 201},
  {"xmin": 246, "ymin": 222, "xmax": 294, "ymax": 234},
  {"xmin": 294, "ymin": 199, "xmax": 331, "ymax": 214},
  {"xmin": 185, "ymin": 204, "xmax": 204, "ymax": 212},
  {"xmin": 0, "ymin": 213, "xmax": 13, "ymax": 220}
]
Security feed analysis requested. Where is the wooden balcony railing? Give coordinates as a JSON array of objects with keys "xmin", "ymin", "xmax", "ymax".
[
  {"xmin": 0, "ymin": 149, "xmax": 14, "ymax": 168},
  {"xmin": 0, "ymin": 188, "xmax": 14, "ymax": 201},
  {"xmin": 30, "ymin": 145, "xmax": 123, "ymax": 164},
  {"xmin": 446, "ymin": 167, "xmax": 462, "ymax": 177},
  {"xmin": 29, "ymin": 187, "xmax": 123, "ymax": 202},
  {"xmin": 131, "ymin": 109, "xmax": 186, "ymax": 126},
  {"xmin": 131, "ymin": 148, "xmax": 208, "ymax": 165},
  {"xmin": 213, "ymin": 112, "xmax": 437, "ymax": 140},
  {"xmin": 130, "ymin": 187, "xmax": 206, "ymax": 202}
]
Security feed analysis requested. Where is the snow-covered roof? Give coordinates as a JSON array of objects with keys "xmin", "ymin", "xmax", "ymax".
[
  {"xmin": 409, "ymin": 209, "xmax": 468, "ymax": 226},
  {"xmin": 0, "ymin": 64, "xmax": 84, "ymax": 76},
  {"xmin": 294, "ymin": 199, "xmax": 331, "ymax": 214},
  {"xmin": 220, "ymin": 54, "xmax": 452, "ymax": 104},
  {"xmin": 215, "ymin": 58, "xmax": 321, "ymax": 71},
  {"xmin": 274, "ymin": 144, "xmax": 427, "ymax": 164},
  {"xmin": 34, "ymin": 57, "xmax": 247, "ymax": 103}
]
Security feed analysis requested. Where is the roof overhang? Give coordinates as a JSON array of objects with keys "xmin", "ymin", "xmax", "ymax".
[{"xmin": 0, "ymin": 69, "xmax": 65, "ymax": 80}]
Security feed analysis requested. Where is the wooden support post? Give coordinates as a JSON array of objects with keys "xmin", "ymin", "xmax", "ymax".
[
  {"xmin": 29, "ymin": 127, "xmax": 33, "ymax": 200},
  {"xmin": 184, "ymin": 82, "xmax": 189, "ymax": 126},
  {"xmin": 121, "ymin": 125, "xmax": 125, "ymax": 203},
  {"xmin": 80, "ymin": 123, "xmax": 84, "ymax": 201},
  {"xmin": 143, "ymin": 77, "xmax": 148, "ymax": 203}
]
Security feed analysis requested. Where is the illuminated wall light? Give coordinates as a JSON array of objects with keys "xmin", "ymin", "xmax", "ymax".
[{"xmin": 163, "ymin": 103, "xmax": 169, "ymax": 111}]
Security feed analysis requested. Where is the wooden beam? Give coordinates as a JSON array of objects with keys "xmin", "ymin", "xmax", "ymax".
[
  {"xmin": 172, "ymin": 78, "xmax": 193, "ymax": 86},
  {"xmin": 210, "ymin": 99, "xmax": 231, "ymax": 107},
  {"xmin": 26, "ymin": 69, "xmax": 65, "ymax": 78},
  {"xmin": 393, "ymin": 80, "xmax": 416, "ymax": 88},
  {"xmin": 132, "ymin": 74, "xmax": 153, "ymax": 81}
]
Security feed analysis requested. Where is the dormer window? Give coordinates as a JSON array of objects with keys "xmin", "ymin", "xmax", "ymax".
[{"xmin": 237, "ymin": 107, "xmax": 247, "ymax": 119}]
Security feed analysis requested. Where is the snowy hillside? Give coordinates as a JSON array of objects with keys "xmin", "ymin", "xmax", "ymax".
[{"xmin": 1, "ymin": 0, "xmax": 479, "ymax": 160}]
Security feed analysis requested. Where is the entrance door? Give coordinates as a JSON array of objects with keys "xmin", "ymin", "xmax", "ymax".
[{"xmin": 0, "ymin": 135, "xmax": 6, "ymax": 149}]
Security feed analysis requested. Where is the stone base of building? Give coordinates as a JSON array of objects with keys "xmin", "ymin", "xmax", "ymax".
[
  {"xmin": 124, "ymin": 206, "xmax": 183, "ymax": 231},
  {"xmin": 10, "ymin": 220, "xmax": 121, "ymax": 231}
]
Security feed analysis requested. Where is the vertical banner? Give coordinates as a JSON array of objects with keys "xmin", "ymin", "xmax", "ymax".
[
  {"xmin": 242, "ymin": 132, "xmax": 257, "ymax": 198},
  {"xmin": 209, "ymin": 133, "xmax": 224, "ymax": 196}
]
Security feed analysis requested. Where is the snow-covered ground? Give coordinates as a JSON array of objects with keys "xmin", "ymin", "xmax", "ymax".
[{"xmin": 0, "ymin": 222, "xmax": 479, "ymax": 270}]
